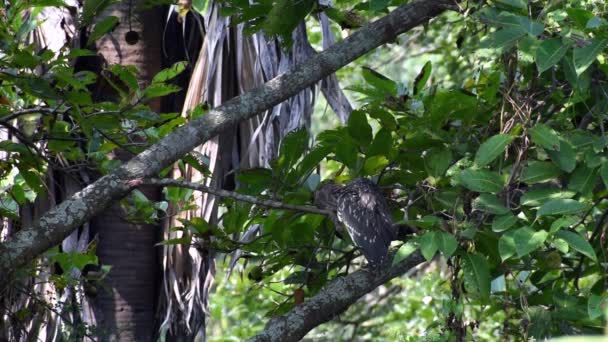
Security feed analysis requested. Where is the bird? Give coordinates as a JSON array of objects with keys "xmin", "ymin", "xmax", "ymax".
[{"xmin": 314, "ymin": 178, "xmax": 397, "ymax": 269}]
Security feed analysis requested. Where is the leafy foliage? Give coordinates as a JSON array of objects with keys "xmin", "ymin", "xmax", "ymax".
[{"xmin": 2, "ymin": 0, "xmax": 608, "ymax": 340}]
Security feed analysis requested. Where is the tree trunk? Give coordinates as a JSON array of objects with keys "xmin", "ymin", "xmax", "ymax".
[{"xmin": 89, "ymin": 1, "xmax": 163, "ymax": 340}]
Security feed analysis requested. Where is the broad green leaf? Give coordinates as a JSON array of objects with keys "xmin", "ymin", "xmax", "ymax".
[
  {"xmin": 492, "ymin": 213, "xmax": 518, "ymax": 232},
  {"xmin": 237, "ymin": 168, "xmax": 273, "ymax": 193},
  {"xmin": 400, "ymin": 216, "xmax": 441, "ymax": 230},
  {"xmin": 556, "ymin": 230, "xmax": 597, "ymax": 261},
  {"xmin": 586, "ymin": 16, "xmax": 607, "ymax": 29},
  {"xmin": 424, "ymin": 147, "xmax": 452, "ymax": 178},
  {"xmin": 192, "ymin": 0, "xmax": 210, "ymax": 15},
  {"xmin": 481, "ymin": 27, "xmax": 526, "ymax": 50},
  {"xmin": 414, "ymin": 61, "xmax": 432, "ymax": 95},
  {"xmin": 499, "ymin": 229, "xmax": 517, "ymax": 260},
  {"xmin": 391, "ymin": 241, "xmax": 417, "ymax": 266},
  {"xmin": 600, "ymin": 160, "xmax": 608, "ymax": 189},
  {"xmin": 495, "ymin": 0, "xmax": 526, "ymax": 10},
  {"xmin": 152, "ymin": 61, "xmax": 188, "ymax": 83},
  {"xmin": 367, "ymin": 128, "xmax": 393, "ymax": 157},
  {"xmin": 520, "ymin": 188, "xmax": 576, "ymax": 207},
  {"xmin": 529, "ymin": 123, "xmax": 561, "ymax": 151},
  {"xmin": 474, "ymin": 134, "xmax": 513, "ymax": 167},
  {"xmin": 567, "ymin": 166, "xmax": 598, "ymax": 195},
  {"xmin": 537, "ymin": 199, "xmax": 588, "ymax": 217},
  {"xmin": 494, "ymin": 12, "xmax": 544, "ymax": 36},
  {"xmin": 473, "ymin": 194, "xmax": 510, "ymax": 215},
  {"xmin": 143, "ymin": 83, "xmax": 181, "ymax": 98},
  {"xmin": 573, "ymin": 38, "xmax": 608, "ymax": 75},
  {"xmin": 318, "ymin": 129, "xmax": 358, "ymax": 169},
  {"xmin": 536, "ymin": 38, "xmax": 571, "ymax": 73},
  {"xmin": 277, "ymin": 128, "xmax": 308, "ymax": 171},
  {"xmin": 82, "ymin": 0, "xmax": 118, "ymax": 25},
  {"xmin": 361, "ymin": 67, "xmax": 397, "ymax": 95},
  {"xmin": 547, "ymin": 139, "xmax": 576, "ymax": 173},
  {"xmin": 363, "ymin": 155, "xmax": 389, "ymax": 175},
  {"xmin": 514, "ymin": 227, "xmax": 548, "ymax": 257},
  {"xmin": 347, "ymin": 110, "xmax": 373, "ymax": 147},
  {"xmin": 521, "ymin": 161, "xmax": 561, "ymax": 184},
  {"xmin": 566, "ymin": 8, "xmax": 595, "ymax": 29},
  {"xmin": 550, "ymin": 216, "xmax": 579, "ymax": 234},
  {"xmin": 49, "ymin": 251, "xmax": 98, "ymax": 271},
  {"xmin": 588, "ymin": 294, "xmax": 606, "ymax": 319},
  {"xmin": 435, "ymin": 232, "xmax": 458, "ymax": 258},
  {"xmin": 458, "ymin": 169, "xmax": 504, "ymax": 193},
  {"xmin": 88, "ymin": 16, "xmax": 119, "ymax": 45},
  {"xmin": 289, "ymin": 145, "xmax": 331, "ymax": 185},
  {"xmin": 419, "ymin": 231, "xmax": 438, "ymax": 261},
  {"xmin": 461, "ymin": 252, "xmax": 490, "ymax": 300}
]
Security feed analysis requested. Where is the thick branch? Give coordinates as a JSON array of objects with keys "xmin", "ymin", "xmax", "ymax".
[
  {"xmin": 0, "ymin": 0, "xmax": 456, "ymax": 288},
  {"xmin": 247, "ymin": 251, "xmax": 425, "ymax": 342},
  {"xmin": 142, "ymin": 178, "xmax": 332, "ymax": 216}
]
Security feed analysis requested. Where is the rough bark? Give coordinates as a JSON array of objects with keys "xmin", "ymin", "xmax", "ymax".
[
  {"xmin": 88, "ymin": 2, "xmax": 164, "ymax": 340},
  {"xmin": 247, "ymin": 251, "xmax": 425, "ymax": 342},
  {"xmin": 0, "ymin": 0, "xmax": 457, "ymax": 288}
]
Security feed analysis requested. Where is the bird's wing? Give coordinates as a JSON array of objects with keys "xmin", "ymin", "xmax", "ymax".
[{"xmin": 336, "ymin": 180, "xmax": 395, "ymax": 267}]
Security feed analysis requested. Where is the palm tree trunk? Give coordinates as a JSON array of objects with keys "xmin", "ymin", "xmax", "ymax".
[{"xmin": 89, "ymin": 1, "xmax": 163, "ymax": 340}]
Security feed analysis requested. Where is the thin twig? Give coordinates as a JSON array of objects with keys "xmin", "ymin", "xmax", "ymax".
[{"xmin": 141, "ymin": 178, "xmax": 333, "ymax": 216}]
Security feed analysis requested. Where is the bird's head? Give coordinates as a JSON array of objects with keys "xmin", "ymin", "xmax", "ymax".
[{"xmin": 313, "ymin": 180, "xmax": 342, "ymax": 211}]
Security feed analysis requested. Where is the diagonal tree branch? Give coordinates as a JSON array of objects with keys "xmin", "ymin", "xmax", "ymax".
[
  {"xmin": 247, "ymin": 251, "xmax": 426, "ymax": 342},
  {"xmin": 0, "ymin": 0, "xmax": 457, "ymax": 289}
]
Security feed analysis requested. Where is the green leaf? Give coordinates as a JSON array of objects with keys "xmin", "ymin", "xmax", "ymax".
[
  {"xmin": 419, "ymin": 231, "xmax": 438, "ymax": 261},
  {"xmin": 492, "ymin": 213, "xmax": 518, "ymax": 232},
  {"xmin": 555, "ymin": 230, "xmax": 597, "ymax": 261},
  {"xmin": 474, "ymin": 134, "xmax": 513, "ymax": 167},
  {"xmin": 495, "ymin": 0, "xmax": 526, "ymax": 10},
  {"xmin": 277, "ymin": 128, "xmax": 308, "ymax": 171},
  {"xmin": 536, "ymin": 38, "xmax": 571, "ymax": 73},
  {"xmin": 520, "ymin": 188, "xmax": 576, "ymax": 207},
  {"xmin": 88, "ymin": 16, "xmax": 119, "ymax": 45},
  {"xmin": 521, "ymin": 161, "xmax": 561, "ymax": 184},
  {"xmin": 363, "ymin": 155, "xmax": 389, "ymax": 176},
  {"xmin": 547, "ymin": 139, "xmax": 576, "ymax": 173},
  {"xmin": 567, "ymin": 166, "xmax": 598, "ymax": 195},
  {"xmin": 599, "ymin": 160, "xmax": 608, "ymax": 189},
  {"xmin": 550, "ymin": 216, "xmax": 579, "ymax": 234},
  {"xmin": 414, "ymin": 61, "xmax": 432, "ymax": 95},
  {"xmin": 514, "ymin": 227, "xmax": 548, "ymax": 257},
  {"xmin": 49, "ymin": 251, "xmax": 98, "ymax": 272},
  {"xmin": 481, "ymin": 27, "xmax": 526, "ymax": 50},
  {"xmin": 529, "ymin": 123, "xmax": 561, "ymax": 151},
  {"xmin": 192, "ymin": 0, "xmax": 210, "ymax": 15},
  {"xmin": 361, "ymin": 67, "xmax": 397, "ymax": 96},
  {"xmin": 391, "ymin": 241, "xmax": 417, "ymax": 266},
  {"xmin": 461, "ymin": 252, "xmax": 490, "ymax": 300},
  {"xmin": 289, "ymin": 145, "xmax": 331, "ymax": 185},
  {"xmin": 82, "ymin": 0, "xmax": 118, "ymax": 25},
  {"xmin": 573, "ymin": 38, "xmax": 608, "ymax": 75},
  {"xmin": 424, "ymin": 147, "xmax": 452, "ymax": 178},
  {"xmin": 317, "ymin": 129, "xmax": 358, "ymax": 169},
  {"xmin": 458, "ymin": 169, "xmax": 504, "ymax": 193},
  {"xmin": 152, "ymin": 61, "xmax": 188, "ymax": 83},
  {"xmin": 499, "ymin": 229, "xmax": 518, "ymax": 260},
  {"xmin": 237, "ymin": 168, "xmax": 273, "ymax": 193},
  {"xmin": 473, "ymin": 194, "xmax": 510, "ymax": 215},
  {"xmin": 537, "ymin": 199, "xmax": 588, "ymax": 217},
  {"xmin": 367, "ymin": 128, "xmax": 393, "ymax": 157},
  {"xmin": 435, "ymin": 232, "xmax": 458, "ymax": 258},
  {"xmin": 401, "ymin": 216, "xmax": 441, "ymax": 230},
  {"xmin": 143, "ymin": 83, "xmax": 181, "ymax": 98},
  {"xmin": 588, "ymin": 294, "xmax": 606, "ymax": 320},
  {"xmin": 347, "ymin": 110, "xmax": 373, "ymax": 147}
]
